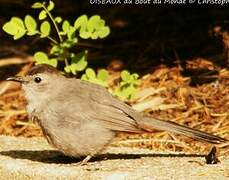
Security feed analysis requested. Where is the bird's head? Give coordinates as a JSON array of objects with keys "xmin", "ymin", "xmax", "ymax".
[{"xmin": 7, "ymin": 64, "xmax": 64, "ymax": 102}]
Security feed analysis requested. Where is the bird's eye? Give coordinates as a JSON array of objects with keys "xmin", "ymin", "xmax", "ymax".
[{"xmin": 34, "ymin": 77, "xmax": 42, "ymax": 83}]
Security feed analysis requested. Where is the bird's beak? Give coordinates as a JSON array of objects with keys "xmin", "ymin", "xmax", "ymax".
[{"xmin": 6, "ymin": 76, "xmax": 28, "ymax": 83}]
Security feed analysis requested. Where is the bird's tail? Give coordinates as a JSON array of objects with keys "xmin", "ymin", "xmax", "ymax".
[{"xmin": 139, "ymin": 117, "xmax": 226, "ymax": 144}]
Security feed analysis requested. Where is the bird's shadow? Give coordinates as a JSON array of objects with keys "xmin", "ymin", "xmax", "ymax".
[{"xmin": 0, "ymin": 149, "xmax": 205, "ymax": 164}]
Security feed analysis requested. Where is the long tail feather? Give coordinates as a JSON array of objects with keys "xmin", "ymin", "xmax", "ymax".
[{"xmin": 140, "ymin": 117, "xmax": 226, "ymax": 144}]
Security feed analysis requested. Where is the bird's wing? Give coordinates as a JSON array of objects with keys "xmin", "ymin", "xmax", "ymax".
[
  {"xmin": 89, "ymin": 99, "xmax": 143, "ymax": 133},
  {"xmin": 58, "ymin": 79, "xmax": 143, "ymax": 133}
]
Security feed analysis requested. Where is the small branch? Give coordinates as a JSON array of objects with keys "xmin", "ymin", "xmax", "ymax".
[
  {"xmin": 47, "ymin": 36, "xmax": 58, "ymax": 45},
  {"xmin": 37, "ymin": 32, "xmax": 58, "ymax": 44},
  {"xmin": 64, "ymin": 58, "xmax": 69, "ymax": 67},
  {"xmin": 42, "ymin": 5, "xmax": 63, "ymax": 43},
  {"xmin": 42, "ymin": 5, "xmax": 70, "ymax": 67}
]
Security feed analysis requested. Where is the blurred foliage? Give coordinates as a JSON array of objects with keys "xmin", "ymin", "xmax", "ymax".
[
  {"xmin": 3, "ymin": 0, "xmax": 110, "ymax": 75},
  {"xmin": 2, "ymin": 0, "xmax": 140, "ymax": 100},
  {"xmin": 114, "ymin": 70, "xmax": 140, "ymax": 100},
  {"xmin": 81, "ymin": 68, "xmax": 109, "ymax": 87}
]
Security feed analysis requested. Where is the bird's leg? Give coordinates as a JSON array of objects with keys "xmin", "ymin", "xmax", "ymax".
[{"xmin": 77, "ymin": 155, "xmax": 92, "ymax": 166}]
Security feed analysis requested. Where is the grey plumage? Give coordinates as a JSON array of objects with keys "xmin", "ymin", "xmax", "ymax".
[{"xmin": 7, "ymin": 65, "xmax": 227, "ymax": 163}]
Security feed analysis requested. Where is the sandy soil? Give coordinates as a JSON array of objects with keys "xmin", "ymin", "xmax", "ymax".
[{"xmin": 0, "ymin": 136, "xmax": 228, "ymax": 180}]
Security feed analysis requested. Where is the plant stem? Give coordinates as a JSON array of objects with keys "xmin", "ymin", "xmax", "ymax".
[
  {"xmin": 42, "ymin": 5, "xmax": 63, "ymax": 43},
  {"xmin": 64, "ymin": 57, "xmax": 69, "ymax": 66},
  {"xmin": 37, "ymin": 32, "xmax": 58, "ymax": 44},
  {"xmin": 47, "ymin": 36, "xmax": 58, "ymax": 44},
  {"xmin": 42, "ymin": 4, "xmax": 69, "ymax": 67},
  {"xmin": 63, "ymin": 50, "xmax": 69, "ymax": 66}
]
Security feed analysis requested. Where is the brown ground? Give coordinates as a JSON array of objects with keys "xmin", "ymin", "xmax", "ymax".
[{"xmin": 0, "ymin": 136, "xmax": 228, "ymax": 179}]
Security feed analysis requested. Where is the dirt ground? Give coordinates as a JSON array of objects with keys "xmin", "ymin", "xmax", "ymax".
[{"xmin": 0, "ymin": 135, "xmax": 228, "ymax": 180}]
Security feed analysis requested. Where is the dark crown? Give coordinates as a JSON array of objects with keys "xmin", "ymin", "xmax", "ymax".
[{"xmin": 27, "ymin": 64, "xmax": 60, "ymax": 76}]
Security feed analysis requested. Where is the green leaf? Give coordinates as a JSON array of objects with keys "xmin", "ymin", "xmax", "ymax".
[
  {"xmin": 13, "ymin": 30, "xmax": 26, "ymax": 40},
  {"xmin": 72, "ymin": 60, "xmax": 87, "ymax": 72},
  {"xmin": 98, "ymin": 26, "xmax": 110, "ymax": 38},
  {"xmin": 64, "ymin": 51, "xmax": 88, "ymax": 74},
  {"xmin": 32, "ymin": 2, "xmax": 43, "ymax": 9},
  {"xmin": 81, "ymin": 68, "xmax": 109, "ymax": 87},
  {"xmin": 50, "ymin": 45, "xmax": 63, "ymax": 55},
  {"xmin": 2, "ymin": 22, "xmax": 18, "ymax": 35},
  {"xmin": 55, "ymin": 17, "xmax": 62, "ymax": 23},
  {"xmin": 86, "ymin": 68, "xmax": 96, "ymax": 78},
  {"xmin": 123, "ymin": 86, "xmax": 134, "ymax": 99},
  {"xmin": 81, "ymin": 74, "xmax": 88, "ymax": 81},
  {"xmin": 83, "ymin": 15, "xmax": 110, "ymax": 39},
  {"xmin": 115, "ymin": 85, "xmax": 137, "ymax": 100},
  {"xmin": 34, "ymin": 51, "xmax": 48, "ymax": 62},
  {"xmin": 74, "ymin": 15, "xmax": 88, "ymax": 29},
  {"xmin": 70, "ymin": 51, "xmax": 88, "ymax": 72},
  {"xmin": 120, "ymin": 81, "xmax": 128, "ymax": 87},
  {"xmin": 47, "ymin": 0, "xmax": 55, "ymax": 11},
  {"xmin": 64, "ymin": 66, "xmax": 71, "ymax": 73},
  {"xmin": 67, "ymin": 27, "xmax": 76, "ymax": 40},
  {"xmin": 97, "ymin": 69, "xmax": 109, "ymax": 82},
  {"xmin": 121, "ymin": 70, "xmax": 130, "ymax": 81},
  {"xmin": 27, "ymin": 31, "xmax": 38, "ymax": 36},
  {"xmin": 114, "ymin": 88, "xmax": 126, "ymax": 100},
  {"xmin": 3, "ymin": 17, "xmax": 26, "ymax": 39},
  {"xmin": 91, "ymin": 32, "xmax": 99, "ymax": 40},
  {"xmin": 72, "ymin": 37, "xmax": 78, "ymax": 43},
  {"xmin": 132, "ymin": 73, "xmax": 139, "ymax": 79},
  {"xmin": 114, "ymin": 70, "xmax": 140, "ymax": 100},
  {"xmin": 12, "ymin": 17, "xmax": 24, "ymax": 29},
  {"xmin": 97, "ymin": 19, "xmax": 105, "ymax": 28},
  {"xmin": 79, "ymin": 31, "xmax": 91, "ymax": 39},
  {"xmin": 47, "ymin": 58, "xmax": 58, "ymax": 67},
  {"xmin": 24, "ymin": 15, "xmax": 37, "ymax": 32},
  {"xmin": 62, "ymin": 20, "xmax": 70, "ymax": 33},
  {"xmin": 40, "ymin": 21, "xmax": 50, "ymax": 37},
  {"xmin": 87, "ymin": 15, "xmax": 100, "ymax": 32},
  {"xmin": 61, "ymin": 41, "xmax": 71, "ymax": 48},
  {"xmin": 39, "ymin": 10, "xmax": 47, "ymax": 20},
  {"xmin": 34, "ymin": 52, "xmax": 57, "ymax": 67}
]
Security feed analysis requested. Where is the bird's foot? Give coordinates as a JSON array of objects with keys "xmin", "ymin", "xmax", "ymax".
[{"xmin": 76, "ymin": 155, "xmax": 92, "ymax": 166}]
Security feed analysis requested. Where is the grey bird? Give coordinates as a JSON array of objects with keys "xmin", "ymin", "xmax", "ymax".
[{"xmin": 7, "ymin": 64, "xmax": 227, "ymax": 164}]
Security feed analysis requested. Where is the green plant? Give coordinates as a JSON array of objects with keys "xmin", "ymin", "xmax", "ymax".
[
  {"xmin": 2, "ymin": 1, "xmax": 110, "ymax": 75},
  {"xmin": 2, "ymin": 0, "xmax": 140, "ymax": 100},
  {"xmin": 114, "ymin": 70, "xmax": 140, "ymax": 100},
  {"xmin": 81, "ymin": 68, "xmax": 109, "ymax": 87}
]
